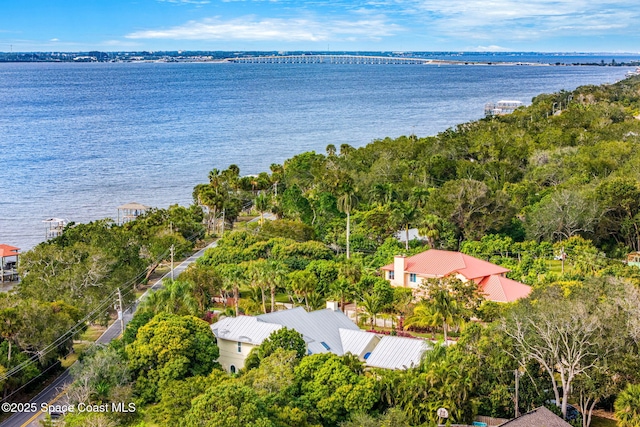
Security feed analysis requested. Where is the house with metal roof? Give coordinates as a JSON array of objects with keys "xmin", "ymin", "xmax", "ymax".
[
  {"xmin": 365, "ymin": 335, "xmax": 430, "ymax": 370},
  {"xmin": 211, "ymin": 316, "xmax": 283, "ymax": 373},
  {"xmin": 211, "ymin": 304, "xmax": 362, "ymax": 373},
  {"xmin": 339, "ymin": 328, "xmax": 381, "ymax": 361},
  {"xmin": 211, "ymin": 304, "xmax": 431, "ymax": 372},
  {"xmin": 380, "ymin": 249, "xmax": 532, "ymax": 303}
]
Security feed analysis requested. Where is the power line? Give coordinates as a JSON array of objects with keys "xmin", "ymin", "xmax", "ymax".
[{"xmin": 0, "ymin": 228, "xmax": 204, "ymax": 387}]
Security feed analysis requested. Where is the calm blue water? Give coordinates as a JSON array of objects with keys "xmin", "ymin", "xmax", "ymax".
[{"xmin": 0, "ymin": 59, "xmax": 636, "ymax": 250}]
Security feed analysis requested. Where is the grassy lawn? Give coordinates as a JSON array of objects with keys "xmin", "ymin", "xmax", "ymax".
[
  {"xmin": 591, "ymin": 415, "xmax": 618, "ymax": 427},
  {"xmin": 61, "ymin": 353, "xmax": 79, "ymax": 368},
  {"xmin": 275, "ymin": 293, "xmax": 291, "ymax": 304},
  {"xmin": 79, "ymin": 324, "xmax": 106, "ymax": 341},
  {"xmin": 61, "ymin": 342, "xmax": 90, "ymax": 368},
  {"xmin": 547, "ymin": 259, "xmax": 573, "ymax": 274},
  {"xmin": 61, "ymin": 324, "xmax": 110, "ymax": 368}
]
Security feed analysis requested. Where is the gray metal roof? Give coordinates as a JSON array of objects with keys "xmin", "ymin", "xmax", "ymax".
[
  {"xmin": 339, "ymin": 328, "xmax": 380, "ymax": 357},
  {"xmin": 365, "ymin": 335, "xmax": 430, "ymax": 370},
  {"xmin": 257, "ymin": 307, "xmax": 360, "ymax": 355},
  {"xmin": 213, "ymin": 308, "xmax": 426, "ymax": 367},
  {"xmin": 211, "ymin": 316, "xmax": 282, "ymax": 344}
]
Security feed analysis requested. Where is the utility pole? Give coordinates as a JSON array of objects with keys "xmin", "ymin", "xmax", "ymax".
[
  {"xmin": 514, "ymin": 369, "xmax": 520, "ymax": 418},
  {"xmin": 117, "ymin": 288, "xmax": 124, "ymax": 336},
  {"xmin": 221, "ymin": 210, "xmax": 225, "ymax": 235},
  {"xmin": 170, "ymin": 244, "xmax": 175, "ymax": 280}
]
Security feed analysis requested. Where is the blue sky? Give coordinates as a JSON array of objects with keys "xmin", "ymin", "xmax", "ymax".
[{"xmin": 2, "ymin": 0, "xmax": 640, "ymax": 52}]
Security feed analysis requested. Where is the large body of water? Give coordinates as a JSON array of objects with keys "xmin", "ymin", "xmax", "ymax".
[{"xmin": 0, "ymin": 55, "xmax": 637, "ymax": 250}]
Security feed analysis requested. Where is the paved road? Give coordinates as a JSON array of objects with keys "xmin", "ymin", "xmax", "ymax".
[{"xmin": 0, "ymin": 240, "xmax": 217, "ymax": 427}]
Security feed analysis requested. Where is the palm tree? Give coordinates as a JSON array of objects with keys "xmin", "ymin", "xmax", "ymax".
[
  {"xmin": 361, "ymin": 293, "xmax": 383, "ymax": 328},
  {"xmin": 339, "ymin": 260, "xmax": 362, "ymax": 321},
  {"xmin": 247, "ymin": 260, "xmax": 269, "ymax": 314},
  {"xmin": 221, "ymin": 164, "xmax": 240, "ymax": 191},
  {"xmin": 180, "ymin": 265, "xmax": 222, "ymax": 314},
  {"xmin": 392, "ymin": 201, "xmax": 420, "ymax": 251},
  {"xmin": 404, "ymin": 302, "xmax": 439, "ymax": 338},
  {"xmin": 337, "ymin": 190, "xmax": 358, "ymax": 259},
  {"xmin": 419, "ymin": 214, "xmax": 443, "ymax": 248},
  {"xmin": 409, "ymin": 187, "xmax": 430, "ymax": 209},
  {"xmin": 429, "ymin": 288, "xmax": 463, "ymax": 343},
  {"xmin": 165, "ymin": 280, "xmax": 200, "ymax": 315},
  {"xmin": 254, "ymin": 193, "xmax": 270, "ymax": 224},
  {"xmin": 288, "ymin": 270, "xmax": 317, "ymax": 310},
  {"xmin": 405, "ymin": 289, "xmax": 463, "ymax": 343},
  {"xmin": 369, "ymin": 183, "xmax": 397, "ymax": 205},
  {"xmin": 306, "ymin": 292, "xmax": 325, "ymax": 310},
  {"xmin": 218, "ymin": 264, "xmax": 246, "ymax": 316},
  {"xmin": 142, "ymin": 279, "xmax": 199, "ymax": 316},
  {"xmin": 267, "ymin": 260, "xmax": 288, "ymax": 313},
  {"xmin": 615, "ymin": 384, "xmax": 640, "ymax": 427},
  {"xmin": 392, "ymin": 288, "xmax": 414, "ymax": 329},
  {"xmin": 330, "ymin": 278, "xmax": 352, "ymax": 313},
  {"xmin": 193, "ymin": 183, "xmax": 225, "ymax": 235}
]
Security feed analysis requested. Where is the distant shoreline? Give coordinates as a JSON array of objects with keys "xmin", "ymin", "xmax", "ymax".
[{"xmin": 1, "ymin": 51, "xmax": 640, "ymax": 66}]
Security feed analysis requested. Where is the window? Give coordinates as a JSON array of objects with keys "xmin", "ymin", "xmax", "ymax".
[
  {"xmin": 409, "ymin": 273, "xmax": 417, "ymax": 283},
  {"xmin": 230, "ymin": 365, "xmax": 236, "ymax": 374},
  {"xmin": 389, "ymin": 270, "xmax": 395, "ymax": 280},
  {"xmin": 237, "ymin": 342, "xmax": 242, "ymax": 353},
  {"xmin": 320, "ymin": 342, "xmax": 331, "ymax": 350}
]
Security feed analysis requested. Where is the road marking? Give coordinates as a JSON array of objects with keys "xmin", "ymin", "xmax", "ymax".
[
  {"xmin": 7, "ymin": 240, "xmax": 218, "ymax": 427},
  {"xmin": 20, "ymin": 385, "xmax": 69, "ymax": 427}
]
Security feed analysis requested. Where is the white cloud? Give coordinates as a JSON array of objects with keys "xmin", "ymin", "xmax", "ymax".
[
  {"xmin": 398, "ymin": 0, "xmax": 640, "ymax": 40},
  {"xmin": 474, "ymin": 44, "xmax": 510, "ymax": 52},
  {"xmin": 49, "ymin": 38, "xmax": 59, "ymax": 42},
  {"xmin": 119, "ymin": 0, "xmax": 640, "ymax": 49},
  {"xmin": 125, "ymin": 15, "xmax": 401, "ymax": 42}
]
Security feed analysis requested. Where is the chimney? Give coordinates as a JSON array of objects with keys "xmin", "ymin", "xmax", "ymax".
[
  {"xmin": 326, "ymin": 301, "xmax": 339, "ymax": 312},
  {"xmin": 393, "ymin": 255, "xmax": 406, "ymax": 286}
]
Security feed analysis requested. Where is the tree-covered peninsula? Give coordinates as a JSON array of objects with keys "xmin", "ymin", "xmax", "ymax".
[{"xmin": 4, "ymin": 75, "xmax": 640, "ymax": 427}]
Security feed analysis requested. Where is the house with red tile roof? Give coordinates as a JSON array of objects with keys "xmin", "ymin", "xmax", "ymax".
[{"xmin": 380, "ymin": 249, "xmax": 532, "ymax": 303}]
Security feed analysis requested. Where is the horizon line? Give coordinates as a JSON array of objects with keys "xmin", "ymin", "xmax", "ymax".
[{"xmin": 2, "ymin": 50, "xmax": 640, "ymax": 55}]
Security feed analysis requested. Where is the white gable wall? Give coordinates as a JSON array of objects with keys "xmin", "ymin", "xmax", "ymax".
[{"xmin": 217, "ymin": 338, "xmax": 257, "ymax": 373}]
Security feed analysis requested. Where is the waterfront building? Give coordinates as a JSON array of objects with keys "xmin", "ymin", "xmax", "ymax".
[
  {"xmin": 0, "ymin": 244, "xmax": 20, "ymax": 283},
  {"xmin": 484, "ymin": 100, "xmax": 523, "ymax": 116}
]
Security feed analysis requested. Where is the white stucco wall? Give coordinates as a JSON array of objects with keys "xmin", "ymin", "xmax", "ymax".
[{"xmin": 217, "ymin": 338, "xmax": 257, "ymax": 373}]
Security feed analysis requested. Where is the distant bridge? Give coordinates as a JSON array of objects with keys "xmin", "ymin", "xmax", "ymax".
[{"xmin": 225, "ymin": 54, "xmax": 434, "ymax": 65}]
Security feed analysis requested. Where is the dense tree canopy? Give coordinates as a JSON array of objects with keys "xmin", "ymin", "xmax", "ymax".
[
  {"xmin": 126, "ymin": 313, "xmax": 220, "ymax": 403},
  {"xmin": 9, "ymin": 76, "xmax": 640, "ymax": 427}
]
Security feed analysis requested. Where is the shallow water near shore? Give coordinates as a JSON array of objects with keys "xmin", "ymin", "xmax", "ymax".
[{"xmin": 0, "ymin": 58, "xmax": 635, "ymax": 250}]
